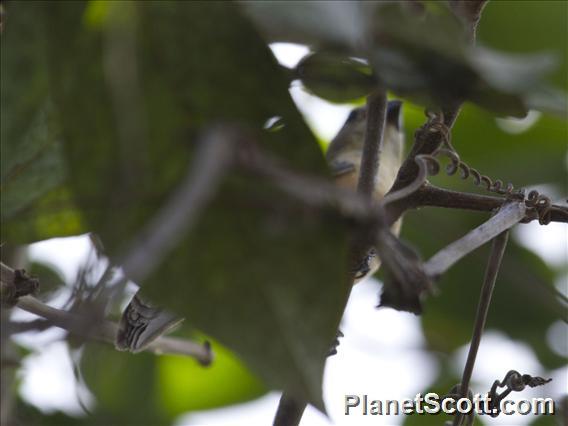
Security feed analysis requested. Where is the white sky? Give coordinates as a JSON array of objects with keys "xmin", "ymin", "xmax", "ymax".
[{"xmin": 12, "ymin": 42, "xmax": 567, "ymax": 426}]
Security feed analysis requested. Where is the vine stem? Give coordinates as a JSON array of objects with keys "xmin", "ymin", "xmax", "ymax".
[
  {"xmin": 271, "ymin": 89, "xmax": 388, "ymax": 426},
  {"xmin": 357, "ymin": 89, "xmax": 388, "ymax": 198},
  {"xmin": 453, "ymin": 229, "xmax": 509, "ymax": 426}
]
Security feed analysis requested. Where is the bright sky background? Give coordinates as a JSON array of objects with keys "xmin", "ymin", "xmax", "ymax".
[{"xmin": 11, "ymin": 42, "xmax": 568, "ymax": 426}]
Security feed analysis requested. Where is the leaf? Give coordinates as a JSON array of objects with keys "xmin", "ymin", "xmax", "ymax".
[
  {"xmin": 294, "ymin": 52, "xmax": 376, "ymax": 103},
  {"xmin": 0, "ymin": 3, "xmax": 84, "ymax": 243},
  {"xmin": 240, "ymin": 1, "xmax": 366, "ymax": 48},
  {"xmin": 81, "ymin": 344, "xmax": 171, "ymax": 425},
  {"xmin": 45, "ymin": 1, "xmax": 349, "ymax": 409},
  {"xmin": 478, "ymin": 0, "xmax": 567, "ymax": 93},
  {"xmin": 369, "ymin": 3, "xmax": 564, "ymax": 117},
  {"xmin": 157, "ymin": 334, "xmax": 265, "ymax": 414},
  {"xmin": 0, "ymin": 4, "xmax": 64, "ymax": 220}
]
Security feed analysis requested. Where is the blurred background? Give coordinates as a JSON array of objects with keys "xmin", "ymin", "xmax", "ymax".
[{"xmin": 2, "ymin": 1, "xmax": 567, "ymax": 425}]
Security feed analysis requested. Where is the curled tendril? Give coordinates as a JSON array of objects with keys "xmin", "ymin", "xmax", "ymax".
[
  {"xmin": 525, "ymin": 190, "xmax": 552, "ymax": 225},
  {"xmin": 444, "ymin": 384, "xmax": 475, "ymax": 426},
  {"xmin": 487, "ymin": 370, "xmax": 552, "ymax": 417},
  {"xmin": 384, "ymin": 111, "xmax": 555, "ymax": 226},
  {"xmin": 433, "ymin": 148, "xmax": 525, "ymax": 199},
  {"xmin": 381, "ymin": 154, "xmax": 439, "ymax": 206}
]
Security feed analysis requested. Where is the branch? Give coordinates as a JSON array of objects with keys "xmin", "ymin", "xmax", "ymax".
[
  {"xmin": 1, "ymin": 262, "xmax": 212, "ymax": 365},
  {"xmin": 387, "ymin": 0, "xmax": 487, "ymax": 195},
  {"xmin": 350, "ymin": 88, "xmax": 390, "ymax": 264},
  {"xmin": 357, "ymin": 90, "xmax": 388, "ymax": 197},
  {"xmin": 452, "ymin": 229, "xmax": 509, "ymax": 426},
  {"xmin": 424, "ymin": 202, "xmax": 524, "ymax": 278},
  {"xmin": 17, "ymin": 295, "xmax": 212, "ymax": 364}
]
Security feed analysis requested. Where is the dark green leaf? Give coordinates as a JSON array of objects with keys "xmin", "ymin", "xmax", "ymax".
[
  {"xmin": 45, "ymin": 1, "xmax": 349, "ymax": 409},
  {"xmin": 1, "ymin": 2, "xmax": 84, "ymax": 243},
  {"xmin": 0, "ymin": 3, "xmax": 64, "ymax": 221},
  {"xmin": 81, "ymin": 343, "xmax": 170, "ymax": 425},
  {"xmin": 295, "ymin": 52, "xmax": 376, "ymax": 103}
]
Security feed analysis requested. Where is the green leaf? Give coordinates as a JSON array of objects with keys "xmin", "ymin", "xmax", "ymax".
[
  {"xmin": 0, "ymin": 4, "xmax": 62, "ymax": 219},
  {"xmin": 369, "ymin": 3, "xmax": 564, "ymax": 117},
  {"xmin": 45, "ymin": 1, "xmax": 349, "ymax": 409},
  {"xmin": 0, "ymin": 2, "xmax": 84, "ymax": 243},
  {"xmin": 81, "ymin": 343, "xmax": 171, "ymax": 425},
  {"xmin": 295, "ymin": 52, "xmax": 376, "ymax": 103},
  {"xmin": 157, "ymin": 335, "xmax": 265, "ymax": 414},
  {"xmin": 478, "ymin": 0, "xmax": 568, "ymax": 93},
  {"xmin": 241, "ymin": 1, "xmax": 365, "ymax": 48}
]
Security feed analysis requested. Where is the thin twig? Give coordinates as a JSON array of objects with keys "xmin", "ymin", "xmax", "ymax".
[
  {"xmin": 120, "ymin": 125, "xmax": 235, "ymax": 284},
  {"xmin": 453, "ymin": 229, "xmax": 509, "ymax": 426},
  {"xmin": 424, "ymin": 202, "xmax": 524, "ymax": 278},
  {"xmin": 15, "ymin": 295, "xmax": 212, "ymax": 364},
  {"xmin": 1, "ymin": 262, "xmax": 211, "ymax": 364}
]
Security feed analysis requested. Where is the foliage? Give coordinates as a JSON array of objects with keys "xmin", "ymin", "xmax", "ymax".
[{"xmin": 1, "ymin": 1, "xmax": 566, "ymax": 425}]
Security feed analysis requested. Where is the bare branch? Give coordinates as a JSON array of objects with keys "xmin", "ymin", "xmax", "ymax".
[
  {"xmin": 15, "ymin": 295, "xmax": 212, "ymax": 363},
  {"xmin": 453, "ymin": 229, "xmax": 509, "ymax": 426},
  {"xmin": 424, "ymin": 202, "xmax": 525, "ymax": 278},
  {"xmin": 1, "ymin": 262, "xmax": 212, "ymax": 364},
  {"xmin": 357, "ymin": 89, "xmax": 388, "ymax": 197}
]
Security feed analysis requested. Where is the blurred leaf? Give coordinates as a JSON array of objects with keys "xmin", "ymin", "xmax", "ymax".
[
  {"xmin": 0, "ymin": 3, "xmax": 83, "ymax": 243},
  {"xmin": 45, "ymin": 1, "xmax": 349, "ymax": 409},
  {"xmin": 15, "ymin": 398, "xmax": 82, "ymax": 426},
  {"xmin": 478, "ymin": 1, "xmax": 568, "ymax": 93},
  {"xmin": 295, "ymin": 52, "xmax": 375, "ymax": 103},
  {"xmin": 157, "ymin": 335, "xmax": 265, "ymax": 414},
  {"xmin": 449, "ymin": 104, "xmax": 567, "ymax": 189},
  {"xmin": 81, "ymin": 343, "xmax": 170, "ymax": 425},
  {"xmin": 240, "ymin": 1, "xmax": 366, "ymax": 48},
  {"xmin": 370, "ymin": 3, "xmax": 564, "ymax": 117},
  {"xmin": 246, "ymin": 1, "xmax": 565, "ymax": 116}
]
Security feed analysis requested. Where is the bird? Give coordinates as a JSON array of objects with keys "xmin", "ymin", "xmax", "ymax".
[
  {"xmin": 326, "ymin": 100, "xmax": 405, "ymax": 282},
  {"xmin": 115, "ymin": 100, "xmax": 405, "ymax": 352}
]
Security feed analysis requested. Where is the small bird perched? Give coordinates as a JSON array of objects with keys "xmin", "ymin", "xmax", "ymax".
[
  {"xmin": 116, "ymin": 101, "xmax": 405, "ymax": 352},
  {"xmin": 326, "ymin": 100, "xmax": 405, "ymax": 281}
]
